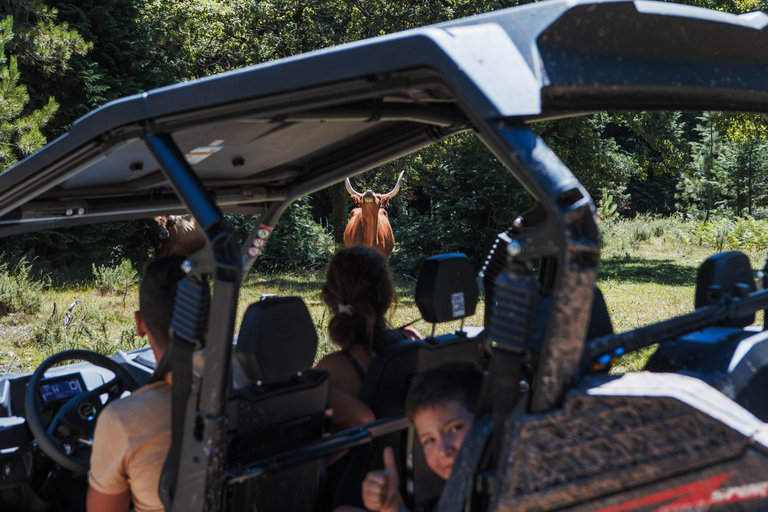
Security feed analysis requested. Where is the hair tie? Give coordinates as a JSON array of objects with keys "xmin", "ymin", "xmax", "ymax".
[{"xmin": 338, "ymin": 304, "xmax": 353, "ymax": 316}]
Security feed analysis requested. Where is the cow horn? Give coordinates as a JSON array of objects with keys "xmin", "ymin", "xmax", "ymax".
[
  {"xmin": 345, "ymin": 178, "xmax": 360, "ymax": 197},
  {"xmin": 386, "ymin": 171, "xmax": 405, "ymax": 198}
]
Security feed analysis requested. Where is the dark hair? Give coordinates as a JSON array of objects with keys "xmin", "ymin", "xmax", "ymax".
[
  {"xmin": 320, "ymin": 246, "xmax": 396, "ymax": 351},
  {"xmin": 139, "ymin": 254, "xmax": 188, "ymax": 350},
  {"xmin": 405, "ymin": 362, "xmax": 483, "ymax": 420}
]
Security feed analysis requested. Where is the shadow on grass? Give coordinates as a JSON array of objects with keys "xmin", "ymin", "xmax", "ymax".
[
  {"xmin": 245, "ymin": 273, "xmax": 325, "ymax": 291},
  {"xmin": 599, "ymin": 256, "xmax": 698, "ymax": 287}
]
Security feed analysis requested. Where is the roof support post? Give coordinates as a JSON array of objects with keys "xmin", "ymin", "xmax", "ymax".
[
  {"xmin": 145, "ymin": 133, "xmax": 241, "ymax": 512},
  {"xmin": 476, "ymin": 121, "xmax": 599, "ymax": 414}
]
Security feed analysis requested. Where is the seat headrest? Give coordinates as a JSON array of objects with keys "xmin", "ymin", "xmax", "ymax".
[
  {"xmin": 695, "ymin": 251, "xmax": 756, "ymax": 327},
  {"xmin": 235, "ymin": 297, "xmax": 318, "ymax": 382},
  {"xmin": 415, "ymin": 253, "xmax": 479, "ymax": 323}
]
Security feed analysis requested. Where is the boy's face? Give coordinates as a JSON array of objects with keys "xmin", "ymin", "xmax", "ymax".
[{"xmin": 413, "ymin": 400, "xmax": 474, "ymax": 480}]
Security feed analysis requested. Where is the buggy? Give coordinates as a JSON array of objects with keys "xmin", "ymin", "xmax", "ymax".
[{"xmin": 1, "ymin": 1, "xmax": 768, "ymax": 511}]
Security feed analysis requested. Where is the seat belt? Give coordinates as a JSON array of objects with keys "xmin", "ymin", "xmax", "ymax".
[
  {"xmin": 161, "ymin": 276, "xmax": 210, "ymax": 511},
  {"xmin": 167, "ymin": 332, "xmax": 195, "ymax": 503}
]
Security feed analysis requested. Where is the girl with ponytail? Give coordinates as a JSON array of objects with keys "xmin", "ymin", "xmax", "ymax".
[{"xmin": 316, "ymin": 246, "xmax": 420, "ymax": 433}]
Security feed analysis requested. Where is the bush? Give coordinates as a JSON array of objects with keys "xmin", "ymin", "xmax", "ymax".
[
  {"xmin": 390, "ymin": 133, "xmax": 533, "ymax": 275},
  {"xmin": 253, "ymin": 198, "xmax": 335, "ymax": 270},
  {"xmin": 92, "ymin": 259, "xmax": 138, "ymax": 300},
  {"xmin": 32, "ymin": 303, "xmax": 144, "ymax": 364},
  {"xmin": 0, "ymin": 258, "xmax": 46, "ymax": 316}
]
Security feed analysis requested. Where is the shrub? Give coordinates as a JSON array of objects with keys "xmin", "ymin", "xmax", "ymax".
[
  {"xmin": 92, "ymin": 259, "xmax": 138, "ymax": 301},
  {"xmin": 254, "ymin": 198, "xmax": 335, "ymax": 270},
  {"xmin": 0, "ymin": 258, "xmax": 46, "ymax": 316}
]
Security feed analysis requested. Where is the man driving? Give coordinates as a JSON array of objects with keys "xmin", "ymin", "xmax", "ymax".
[{"xmin": 87, "ymin": 255, "xmax": 190, "ymax": 512}]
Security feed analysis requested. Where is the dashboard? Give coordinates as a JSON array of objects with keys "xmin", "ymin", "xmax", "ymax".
[{"xmin": 0, "ymin": 346, "xmax": 156, "ymax": 486}]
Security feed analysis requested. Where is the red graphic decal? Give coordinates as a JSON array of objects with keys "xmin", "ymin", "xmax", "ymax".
[{"xmin": 594, "ymin": 473, "xmax": 732, "ymax": 512}]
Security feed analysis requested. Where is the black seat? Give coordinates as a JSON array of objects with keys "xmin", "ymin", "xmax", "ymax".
[
  {"xmin": 334, "ymin": 253, "xmax": 484, "ymax": 510},
  {"xmin": 225, "ymin": 296, "xmax": 330, "ymax": 512}
]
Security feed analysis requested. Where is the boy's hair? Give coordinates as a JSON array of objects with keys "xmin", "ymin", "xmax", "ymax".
[
  {"xmin": 405, "ymin": 362, "xmax": 483, "ymax": 420},
  {"xmin": 139, "ymin": 254, "xmax": 188, "ymax": 350}
]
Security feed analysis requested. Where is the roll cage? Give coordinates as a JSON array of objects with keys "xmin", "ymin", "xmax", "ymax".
[{"xmin": 1, "ymin": 1, "xmax": 768, "ymax": 511}]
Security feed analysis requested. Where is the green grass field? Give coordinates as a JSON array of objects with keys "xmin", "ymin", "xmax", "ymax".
[{"xmin": 2, "ymin": 215, "xmax": 767, "ymax": 374}]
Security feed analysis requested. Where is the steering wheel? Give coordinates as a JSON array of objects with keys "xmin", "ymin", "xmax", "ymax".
[{"xmin": 25, "ymin": 350, "xmax": 139, "ymax": 473}]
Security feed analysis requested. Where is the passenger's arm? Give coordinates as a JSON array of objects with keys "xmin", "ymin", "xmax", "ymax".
[
  {"xmin": 402, "ymin": 326, "xmax": 423, "ymax": 340},
  {"xmin": 330, "ymin": 387, "xmax": 376, "ymax": 430},
  {"xmin": 86, "ymin": 487, "xmax": 131, "ymax": 512},
  {"xmin": 316, "ymin": 352, "xmax": 375, "ymax": 430}
]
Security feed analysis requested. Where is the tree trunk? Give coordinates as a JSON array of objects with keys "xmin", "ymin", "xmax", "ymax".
[
  {"xmin": 332, "ymin": 182, "xmax": 348, "ymax": 248},
  {"xmin": 736, "ymin": 163, "xmax": 743, "ymax": 217},
  {"xmin": 748, "ymin": 145, "xmax": 754, "ymax": 217}
]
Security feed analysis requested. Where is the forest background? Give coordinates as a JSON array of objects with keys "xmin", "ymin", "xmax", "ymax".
[{"xmin": 1, "ymin": 0, "xmax": 768, "ymax": 277}]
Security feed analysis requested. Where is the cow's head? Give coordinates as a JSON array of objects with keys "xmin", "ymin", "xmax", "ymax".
[
  {"xmin": 345, "ymin": 171, "xmax": 404, "ymax": 212},
  {"xmin": 144, "ymin": 216, "xmax": 176, "ymax": 250}
]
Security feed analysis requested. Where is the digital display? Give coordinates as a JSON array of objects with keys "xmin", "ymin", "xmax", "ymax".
[{"xmin": 39, "ymin": 377, "xmax": 84, "ymax": 404}]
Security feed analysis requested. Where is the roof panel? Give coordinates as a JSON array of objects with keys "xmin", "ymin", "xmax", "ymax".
[{"xmin": 0, "ymin": 0, "xmax": 767, "ymax": 236}]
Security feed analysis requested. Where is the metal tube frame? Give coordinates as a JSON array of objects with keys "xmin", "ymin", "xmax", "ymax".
[
  {"xmin": 476, "ymin": 121, "xmax": 600, "ymax": 413},
  {"xmin": 145, "ymin": 134, "xmax": 241, "ymax": 512}
]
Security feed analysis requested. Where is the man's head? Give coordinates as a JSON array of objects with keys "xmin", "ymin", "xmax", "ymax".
[
  {"xmin": 136, "ymin": 254, "xmax": 188, "ymax": 355},
  {"xmin": 404, "ymin": 362, "xmax": 483, "ymax": 480}
]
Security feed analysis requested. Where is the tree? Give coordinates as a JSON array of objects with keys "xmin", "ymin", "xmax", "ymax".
[
  {"xmin": 8, "ymin": 0, "xmax": 172, "ymax": 137},
  {"xmin": 719, "ymin": 113, "xmax": 768, "ymax": 216},
  {"xmin": 535, "ymin": 113, "xmax": 637, "ymax": 199},
  {"xmin": 2, "ymin": 0, "xmax": 92, "ymax": 137},
  {"xmin": 0, "ymin": 15, "xmax": 58, "ymax": 171},
  {"xmin": 679, "ymin": 112, "xmax": 728, "ymax": 219},
  {"xmin": 390, "ymin": 132, "xmax": 533, "ymax": 274}
]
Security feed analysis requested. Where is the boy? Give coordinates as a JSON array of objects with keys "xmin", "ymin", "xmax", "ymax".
[
  {"xmin": 361, "ymin": 362, "xmax": 483, "ymax": 512},
  {"xmin": 87, "ymin": 255, "xmax": 193, "ymax": 512}
]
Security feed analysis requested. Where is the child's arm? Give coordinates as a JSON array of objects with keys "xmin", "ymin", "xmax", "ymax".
[
  {"xmin": 330, "ymin": 387, "xmax": 375, "ymax": 430},
  {"xmin": 361, "ymin": 447, "xmax": 403, "ymax": 512}
]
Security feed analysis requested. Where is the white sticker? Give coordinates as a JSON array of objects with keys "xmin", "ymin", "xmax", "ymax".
[
  {"xmin": 247, "ymin": 247, "xmax": 260, "ymax": 257},
  {"xmin": 451, "ymin": 292, "xmax": 466, "ymax": 317},
  {"xmin": 185, "ymin": 145, "xmax": 223, "ymax": 165}
]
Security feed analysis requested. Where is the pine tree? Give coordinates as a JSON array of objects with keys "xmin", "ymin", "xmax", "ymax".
[{"xmin": 0, "ymin": 16, "xmax": 58, "ymax": 171}]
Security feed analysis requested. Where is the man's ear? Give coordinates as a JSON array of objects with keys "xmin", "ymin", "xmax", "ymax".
[{"xmin": 135, "ymin": 311, "xmax": 149, "ymax": 337}]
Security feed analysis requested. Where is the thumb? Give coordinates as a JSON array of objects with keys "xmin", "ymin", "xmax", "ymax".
[{"xmin": 383, "ymin": 446, "xmax": 399, "ymax": 487}]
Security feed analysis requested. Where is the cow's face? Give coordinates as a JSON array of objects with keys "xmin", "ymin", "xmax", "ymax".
[
  {"xmin": 355, "ymin": 190, "xmax": 390, "ymax": 210},
  {"xmin": 147, "ymin": 216, "xmax": 173, "ymax": 240},
  {"xmin": 346, "ymin": 171, "xmax": 403, "ymax": 212}
]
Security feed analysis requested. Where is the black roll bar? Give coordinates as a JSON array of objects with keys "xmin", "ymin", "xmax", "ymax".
[{"xmin": 145, "ymin": 134, "xmax": 241, "ymax": 512}]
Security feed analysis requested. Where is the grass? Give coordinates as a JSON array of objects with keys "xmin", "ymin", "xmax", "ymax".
[{"xmin": 2, "ymin": 215, "xmax": 768, "ymax": 375}]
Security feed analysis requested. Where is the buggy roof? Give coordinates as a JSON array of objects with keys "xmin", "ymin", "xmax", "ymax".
[{"xmin": 0, "ymin": 0, "xmax": 767, "ymax": 236}]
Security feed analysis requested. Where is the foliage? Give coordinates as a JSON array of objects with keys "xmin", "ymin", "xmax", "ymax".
[
  {"xmin": 32, "ymin": 301, "xmax": 143, "ymax": 364},
  {"xmin": 253, "ymin": 198, "xmax": 335, "ymax": 270},
  {"xmin": 690, "ymin": 216, "xmax": 768, "ymax": 253},
  {"xmin": 535, "ymin": 113, "xmax": 637, "ymax": 195},
  {"xmin": 597, "ymin": 189, "xmax": 619, "ymax": 221},
  {"xmin": 7, "ymin": 0, "xmax": 170, "ymax": 138},
  {"xmin": 1, "ymin": 1, "xmax": 92, "ymax": 140},
  {"xmin": 0, "ymin": 257, "xmax": 46, "ymax": 316},
  {"xmin": 140, "ymin": 0, "xmax": 520, "ymax": 81},
  {"xmin": 1, "ymin": 220, "xmax": 151, "ymax": 280},
  {"xmin": 390, "ymin": 132, "xmax": 533, "ymax": 275},
  {"xmin": 92, "ymin": 259, "xmax": 138, "ymax": 299},
  {"xmin": 0, "ymin": 16, "xmax": 59, "ymax": 171},
  {"xmin": 600, "ymin": 212, "xmax": 768, "ymax": 256}
]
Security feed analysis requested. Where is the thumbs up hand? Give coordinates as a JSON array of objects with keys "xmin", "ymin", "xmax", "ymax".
[{"xmin": 362, "ymin": 447, "xmax": 403, "ymax": 512}]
